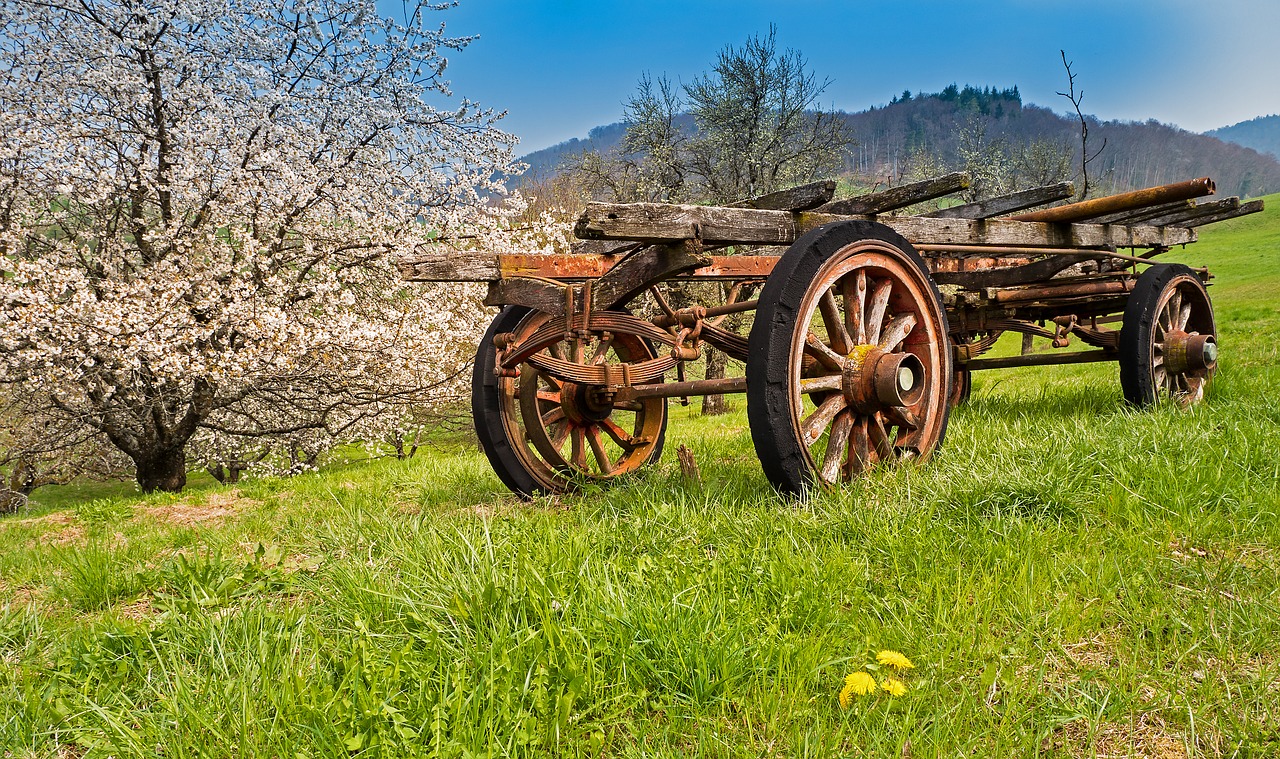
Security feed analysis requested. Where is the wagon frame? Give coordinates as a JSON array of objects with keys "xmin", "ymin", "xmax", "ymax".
[{"xmin": 400, "ymin": 173, "xmax": 1262, "ymax": 497}]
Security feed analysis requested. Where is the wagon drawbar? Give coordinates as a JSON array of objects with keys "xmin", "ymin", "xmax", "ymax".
[{"xmin": 399, "ymin": 174, "xmax": 1262, "ymax": 497}]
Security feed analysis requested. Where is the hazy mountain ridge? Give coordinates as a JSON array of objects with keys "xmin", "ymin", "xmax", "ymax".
[
  {"xmin": 1208, "ymin": 115, "xmax": 1280, "ymax": 160},
  {"xmin": 516, "ymin": 87, "xmax": 1280, "ymax": 199}
]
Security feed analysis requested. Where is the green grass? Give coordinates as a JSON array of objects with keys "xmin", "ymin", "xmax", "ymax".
[{"xmin": 3, "ymin": 198, "xmax": 1279, "ymax": 757}]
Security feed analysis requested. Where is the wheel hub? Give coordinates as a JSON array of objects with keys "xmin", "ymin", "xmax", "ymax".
[
  {"xmin": 841, "ymin": 345, "xmax": 924, "ymax": 413},
  {"xmin": 1163, "ymin": 331, "xmax": 1217, "ymax": 375},
  {"xmin": 559, "ymin": 381, "xmax": 613, "ymax": 423}
]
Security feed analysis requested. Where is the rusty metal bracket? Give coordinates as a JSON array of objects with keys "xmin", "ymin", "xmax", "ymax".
[{"xmin": 1052, "ymin": 315, "xmax": 1077, "ymax": 348}]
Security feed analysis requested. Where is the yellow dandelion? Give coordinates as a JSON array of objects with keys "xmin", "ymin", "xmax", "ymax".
[
  {"xmin": 876, "ymin": 650, "xmax": 914, "ymax": 670},
  {"xmin": 881, "ymin": 677, "xmax": 908, "ymax": 697},
  {"xmin": 839, "ymin": 671, "xmax": 877, "ymax": 706}
]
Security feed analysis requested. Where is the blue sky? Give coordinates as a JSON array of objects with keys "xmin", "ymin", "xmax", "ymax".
[{"xmin": 419, "ymin": 0, "xmax": 1280, "ymax": 153}]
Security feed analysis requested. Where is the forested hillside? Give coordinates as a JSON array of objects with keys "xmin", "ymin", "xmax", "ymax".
[
  {"xmin": 520, "ymin": 85, "xmax": 1280, "ymax": 199},
  {"xmin": 1208, "ymin": 114, "xmax": 1280, "ymax": 161}
]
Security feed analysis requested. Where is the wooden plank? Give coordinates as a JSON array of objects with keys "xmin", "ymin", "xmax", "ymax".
[
  {"xmin": 398, "ymin": 249, "xmax": 499, "ymax": 281},
  {"xmin": 1088, "ymin": 200, "xmax": 1193, "ymax": 225},
  {"xmin": 690, "ymin": 256, "xmax": 778, "ymax": 279},
  {"xmin": 573, "ymin": 201, "xmax": 1197, "ymax": 249},
  {"xmin": 1180, "ymin": 199, "xmax": 1264, "ymax": 228},
  {"xmin": 929, "ymin": 255, "xmax": 1095, "ymax": 289},
  {"xmin": 1140, "ymin": 197, "xmax": 1239, "ymax": 227},
  {"xmin": 484, "ymin": 277, "xmax": 573, "ymax": 313},
  {"xmin": 569, "ymin": 239, "xmax": 642, "ymax": 256},
  {"xmin": 729, "ymin": 179, "xmax": 836, "ymax": 211},
  {"xmin": 923, "ymin": 182, "xmax": 1075, "ymax": 219},
  {"xmin": 816, "ymin": 172, "xmax": 970, "ymax": 215},
  {"xmin": 401, "ymin": 249, "xmax": 782, "ymax": 283},
  {"xmin": 591, "ymin": 244, "xmax": 708, "ymax": 310}
]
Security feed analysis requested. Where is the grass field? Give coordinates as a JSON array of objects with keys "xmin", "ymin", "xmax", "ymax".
[{"xmin": 3, "ymin": 198, "xmax": 1278, "ymax": 757}]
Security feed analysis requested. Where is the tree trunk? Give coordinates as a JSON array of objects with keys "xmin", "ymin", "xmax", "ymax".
[
  {"xmin": 134, "ymin": 447, "xmax": 188, "ymax": 493},
  {"xmin": 701, "ymin": 347, "xmax": 730, "ymax": 415}
]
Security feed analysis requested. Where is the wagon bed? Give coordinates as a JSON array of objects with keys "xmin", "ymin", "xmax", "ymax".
[{"xmin": 400, "ymin": 174, "xmax": 1262, "ymax": 497}]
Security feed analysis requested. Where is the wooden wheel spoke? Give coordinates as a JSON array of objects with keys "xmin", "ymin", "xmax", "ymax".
[
  {"xmin": 800, "ymin": 375, "xmax": 843, "ymax": 394},
  {"xmin": 586, "ymin": 426, "xmax": 615, "ymax": 474},
  {"xmin": 804, "ymin": 331, "xmax": 845, "ymax": 371},
  {"xmin": 802, "ymin": 394, "xmax": 847, "ymax": 447},
  {"xmin": 869, "ymin": 414, "xmax": 895, "ymax": 462},
  {"xmin": 600, "ymin": 418, "xmax": 638, "ymax": 450},
  {"xmin": 536, "ymin": 389, "xmax": 562, "ymax": 404},
  {"xmin": 590, "ymin": 334, "xmax": 615, "ymax": 365},
  {"xmin": 541, "ymin": 407, "xmax": 566, "ymax": 426},
  {"xmin": 612, "ymin": 399, "xmax": 644, "ymax": 412},
  {"xmin": 538, "ymin": 370, "xmax": 563, "ymax": 392},
  {"xmin": 1178, "ymin": 303, "xmax": 1192, "ymax": 330},
  {"xmin": 883, "ymin": 405, "xmax": 920, "ymax": 429},
  {"xmin": 841, "ymin": 271, "xmax": 867, "ymax": 344},
  {"xmin": 866, "ymin": 278, "xmax": 893, "ymax": 346},
  {"xmin": 878, "ymin": 313, "xmax": 917, "ymax": 351},
  {"xmin": 549, "ymin": 421, "xmax": 571, "ymax": 451},
  {"xmin": 1168, "ymin": 290, "xmax": 1183, "ymax": 327},
  {"xmin": 847, "ymin": 417, "xmax": 871, "ymax": 478},
  {"xmin": 570, "ymin": 427, "xmax": 587, "ymax": 469},
  {"xmin": 820, "ymin": 411, "xmax": 853, "ymax": 483},
  {"xmin": 819, "ymin": 289, "xmax": 853, "ymax": 355}
]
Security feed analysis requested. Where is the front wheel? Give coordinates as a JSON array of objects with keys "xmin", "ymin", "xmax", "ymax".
[
  {"xmin": 472, "ymin": 306, "xmax": 668, "ymax": 499},
  {"xmin": 746, "ymin": 221, "xmax": 952, "ymax": 496}
]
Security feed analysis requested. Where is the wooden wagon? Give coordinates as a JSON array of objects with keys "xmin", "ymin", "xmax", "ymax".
[{"xmin": 399, "ymin": 174, "xmax": 1262, "ymax": 497}]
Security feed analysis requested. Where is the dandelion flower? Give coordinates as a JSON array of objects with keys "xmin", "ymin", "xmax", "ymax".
[
  {"xmin": 881, "ymin": 677, "xmax": 908, "ymax": 697},
  {"xmin": 839, "ymin": 671, "xmax": 877, "ymax": 706},
  {"xmin": 877, "ymin": 650, "xmax": 914, "ymax": 670}
]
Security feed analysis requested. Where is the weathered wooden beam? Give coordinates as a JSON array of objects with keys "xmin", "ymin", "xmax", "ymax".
[
  {"xmin": 484, "ymin": 276, "xmax": 572, "ymax": 313},
  {"xmin": 569, "ymin": 239, "xmax": 642, "ymax": 256},
  {"xmin": 573, "ymin": 201, "xmax": 1197, "ymax": 249},
  {"xmin": 1180, "ymin": 199, "xmax": 1264, "ymax": 228},
  {"xmin": 729, "ymin": 179, "xmax": 836, "ymax": 211},
  {"xmin": 1140, "ymin": 197, "xmax": 1240, "ymax": 227},
  {"xmin": 816, "ymin": 172, "xmax": 971, "ymax": 215},
  {"xmin": 923, "ymin": 182, "xmax": 1075, "ymax": 219},
  {"xmin": 930, "ymin": 254, "xmax": 1095, "ymax": 289},
  {"xmin": 1088, "ymin": 200, "xmax": 1194, "ymax": 225},
  {"xmin": 398, "ymin": 250, "xmax": 498, "ymax": 282},
  {"xmin": 590, "ymin": 244, "xmax": 708, "ymax": 310},
  {"xmin": 401, "ymin": 250, "xmax": 782, "ymax": 283}
]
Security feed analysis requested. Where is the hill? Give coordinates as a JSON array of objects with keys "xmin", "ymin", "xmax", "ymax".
[
  {"xmin": 1208, "ymin": 114, "xmax": 1280, "ymax": 160},
  {"xmin": 519, "ymin": 86, "xmax": 1280, "ymax": 199}
]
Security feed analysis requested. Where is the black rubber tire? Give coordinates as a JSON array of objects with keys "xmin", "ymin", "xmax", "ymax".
[
  {"xmin": 1118, "ymin": 263, "xmax": 1216, "ymax": 407},
  {"xmin": 472, "ymin": 306, "xmax": 667, "ymax": 499},
  {"xmin": 746, "ymin": 220, "xmax": 952, "ymax": 496}
]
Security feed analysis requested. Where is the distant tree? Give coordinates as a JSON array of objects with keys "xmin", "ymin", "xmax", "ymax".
[
  {"xmin": 570, "ymin": 26, "xmax": 853, "ymax": 414},
  {"xmin": 1058, "ymin": 50, "xmax": 1106, "ymax": 199}
]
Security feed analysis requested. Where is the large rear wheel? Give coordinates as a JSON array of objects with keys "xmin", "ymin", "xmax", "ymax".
[
  {"xmin": 1119, "ymin": 264, "xmax": 1217, "ymax": 407},
  {"xmin": 747, "ymin": 221, "xmax": 952, "ymax": 495}
]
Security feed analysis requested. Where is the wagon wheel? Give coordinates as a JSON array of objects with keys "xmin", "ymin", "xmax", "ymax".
[
  {"xmin": 747, "ymin": 221, "xmax": 952, "ymax": 495},
  {"xmin": 950, "ymin": 368, "xmax": 973, "ymax": 407},
  {"xmin": 1119, "ymin": 264, "xmax": 1217, "ymax": 407},
  {"xmin": 473, "ymin": 306, "xmax": 667, "ymax": 499}
]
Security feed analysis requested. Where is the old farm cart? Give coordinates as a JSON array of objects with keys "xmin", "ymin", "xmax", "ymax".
[{"xmin": 400, "ymin": 174, "xmax": 1262, "ymax": 497}]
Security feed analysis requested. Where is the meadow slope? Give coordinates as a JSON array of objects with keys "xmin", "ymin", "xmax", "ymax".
[{"xmin": 2, "ymin": 198, "xmax": 1278, "ymax": 757}]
